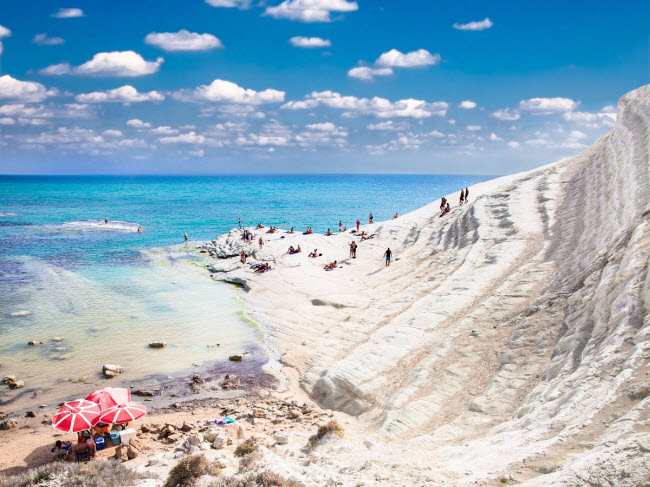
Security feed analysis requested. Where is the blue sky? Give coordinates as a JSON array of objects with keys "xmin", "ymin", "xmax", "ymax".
[{"xmin": 0, "ymin": 0, "xmax": 647, "ymax": 174}]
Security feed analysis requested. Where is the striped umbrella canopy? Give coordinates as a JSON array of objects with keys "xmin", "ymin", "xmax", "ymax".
[
  {"xmin": 98, "ymin": 402, "xmax": 146, "ymax": 424},
  {"xmin": 52, "ymin": 399, "xmax": 101, "ymax": 433},
  {"xmin": 85, "ymin": 387, "xmax": 131, "ymax": 411}
]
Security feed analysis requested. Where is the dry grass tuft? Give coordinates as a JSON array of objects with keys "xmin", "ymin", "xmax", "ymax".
[
  {"xmin": 163, "ymin": 454, "xmax": 220, "ymax": 487},
  {"xmin": 307, "ymin": 420, "xmax": 344, "ymax": 449},
  {"xmin": 0, "ymin": 459, "xmax": 147, "ymax": 487},
  {"xmin": 234, "ymin": 438, "xmax": 259, "ymax": 457},
  {"xmin": 211, "ymin": 471, "xmax": 304, "ymax": 487}
]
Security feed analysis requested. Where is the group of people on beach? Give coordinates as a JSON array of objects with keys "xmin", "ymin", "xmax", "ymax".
[{"xmin": 439, "ymin": 187, "xmax": 470, "ymax": 217}]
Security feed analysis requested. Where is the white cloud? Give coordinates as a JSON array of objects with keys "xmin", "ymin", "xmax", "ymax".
[
  {"xmin": 0, "ymin": 103, "xmax": 92, "ymax": 120},
  {"xmin": 159, "ymin": 131, "xmax": 208, "ymax": 144},
  {"xmin": 491, "ymin": 108, "xmax": 520, "ymax": 121},
  {"xmin": 283, "ymin": 91, "xmax": 447, "ymax": 118},
  {"xmin": 376, "ymin": 49, "xmax": 440, "ymax": 68},
  {"xmin": 126, "ymin": 119, "xmax": 151, "ymax": 128},
  {"xmin": 366, "ymin": 120, "xmax": 409, "ymax": 131},
  {"xmin": 103, "ymin": 129, "xmax": 123, "ymax": 137},
  {"xmin": 32, "ymin": 33, "xmax": 65, "ymax": 45},
  {"xmin": 0, "ymin": 117, "xmax": 15, "ymax": 125},
  {"xmin": 264, "ymin": 0, "xmax": 358, "ymax": 22},
  {"xmin": 601, "ymin": 105, "xmax": 616, "ymax": 113},
  {"xmin": 305, "ymin": 122, "xmax": 347, "ymax": 134},
  {"xmin": 75, "ymin": 85, "xmax": 164, "ymax": 103},
  {"xmin": 0, "ymin": 75, "xmax": 57, "ymax": 103},
  {"xmin": 189, "ymin": 149, "xmax": 205, "ymax": 157},
  {"xmin": 489, "ymin": 133, "xmax": 503, "ymax": 141},
  {"xmin": 452, "ymin": 18, "xmax": 493, "ymax": 31},
  {"xmin": 205, "ymin": 0, "xmax": 251, "ymax": 7},
  {"xmin": 429, "ymin": 130, "xmax": 444, "ymax": 137},
  {"xmin": 458, "ymin": 100, "xmax": 477, "ymax": 109},
  {"xmin": 0, "ymin": 24, "xmax": 12, "ymax": 55},
  {"xmin": 175, "ymin": 79, "xmax": 285, "ymax": 105},
  {"xmin": 150, "ymin": 126, "xmax": 179, "ymax": 135},
  {"xmin": 347, "ymin": 66, "xmax": 393, "ymax": 80},
  {"xmin": 569, "ymin": 130, "xmax": 587, "ymax": 139},
  {"xmin": 518, "ymin": 97, "xmax": 578, "ymax": 114},
  {"xmin": 40, "ymin": 51, "xmax": 163, "ymax": 77},
  {"xmin": 507, "ymin": 141, "xmax": 520, "ymax": 149},
  {"xmin": 289, "ymin": 36, "xmax": 331, "ymax": 48},
  {"xmin": 562, "ymin": 110, "xmax": 616, "ymax": 128},
  {"xmin": 145, "ymin": 30, "xmax": 223, "ymax": 52},
  {"xmin": 51, "ymin": 8, "xmax": 84, "ymax": 18},
  {"xmin": 466, "ymin": 125, "xmax": 481, "ymax": 131}
]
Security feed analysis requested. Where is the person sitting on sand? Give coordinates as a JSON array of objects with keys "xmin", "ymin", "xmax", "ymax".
[
  {"xmin": 440, "ymin": 197, "xmax": 447, "ymax": 211},
  {"xmin": 268, "ymin": 226, "xmax": 276, "ymax": 234},
  {"xmin": 309, "ymin": 249, "xmax": 318, "ymax": 258},
  {"xmin": 58, "ymin": 439, "xmax": 95, "ymax": 461},
  {"xmin": 288, "ymin": 245, "xmax": 295, "ymax": 254},
  {"xmin": 240, "ymin": 250, "xmax": 247, "ymax": 264},
  {"xmin": 254, "ymin": 263, "xmax": 271, "ymax": 273},
  {"xmin": 52, "ymin": 440, "xmax": 72, "ymax": 460},
  {"xmin": 327, "ymin": 228, "xmax": 332, "ymax": 236},
  {"xmin": 296, "ymin": 245, "xmax": 301, "ymax": 252},
  {"xmin": 394, "ymin": 212, "xmax": 399, "ymax": 219},
  {"xmin": 324, "ymin": 260, "xmax": 338, "ymax": 270},
  {"xmin": 343, "ymin": 226, "xmax": 347, "ymax": 232},
  {"xmin": 257, "ymin": 223, "xmax": 264, "ymax": 229},
  {"xmin": 289, "ymin": 226, "xmax": 294, "ymax": 233},
  {"xmin": 440, "ymin": 203, "xmax": 450, "ymax": 217}
]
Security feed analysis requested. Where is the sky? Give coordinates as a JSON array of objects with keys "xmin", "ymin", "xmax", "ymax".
[{"xmin": 0, "ymin": 0, "xmax": 647, "ymax": 175}]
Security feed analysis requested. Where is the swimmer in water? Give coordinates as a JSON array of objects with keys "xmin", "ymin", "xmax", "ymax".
[
  {"xmin": 105, "ymin": 217, "xmax": 108, "ymax": 224},
  {"xmin": 137, "ymin": 226, "xmax": 142, "ymax": 233}
]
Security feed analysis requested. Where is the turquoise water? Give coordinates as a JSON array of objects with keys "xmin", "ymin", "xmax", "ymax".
[{"xmin": 0, "ymin": 175, "xmax": 489, "ymax": 412}]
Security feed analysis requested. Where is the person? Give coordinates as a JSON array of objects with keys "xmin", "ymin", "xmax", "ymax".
[
  {"xmin": 349, "ymin": 241, "xmax": 355, "ymax": 258},
  {"xmin": 259, "ymin": 237, "xmax": 264, "ymax": 249},
  {"xmin": 394, "ymin": 212, "xmax": 398, "ymax": 219},
  {"xmin": 68, "ymin": 440, "xmax": 96, "ymax": 461},
  {"xmin": 288, "ymin": 245, "xmax": 295, "ymax": 254},
  {"xmin": 257, "ymin": 223, "xmax": 264, "ymax": 229},
  {"xmin": 440, "ymin": 203, "xmax": 450, "ymax": 217},
  {"xmin": 282, "ymin": 221, "xmax": 285, "ymax": 230},
  {"xmin": 137, "ymin": 226, "xmax": 142, "ymax": 233},
  {"xmin": 289, "ymin": 226, "xmax": 294, "ymax": 233},
  {"xmin": 440, "ymin": 197, "xmax": 447, "ymax": 211},
  {"xmin": 184, "ymin": 232, "xmax": 188, "ymax": 241},
  {"xmin": 369, "ymin": 213, "xmax": 373, "ymax": 224},
  {"xmin": 296, "ymin": 244, "xmax": 301, "ymax": 252},
  {"xmin": 351, "ymin": 241, "xmax": 357, "ymax": 258},
  {"xmin": 240, "ymin": 250, "xmax": 247, "ymax": 264},
  {"xmin": 460, "ymin": 189, "xmax": 465, "ymax": 205},
  {"xmin": 324, "ymin": 260, "xmax": 338, "ymax": 270},
  {"xmin": 356, "ymin": 219, "xmax": 360, "ymax": 232},
  {"xmin": 327, "ymin": 228, "xmax": 332, "ymax": 236},
  {"xmin": 104, "ymin": 217, "xmax": 108, "ymax": 224},
  {"xmin": 383, "ymin": 247, "xmax": 392, "ymax": 266},
  {"xmin": 93, "ymin": 421, "xmax": 112, "ymax": 437},
  {"xmin": 465, "ymin": 187, "xmax": 469, "ymax": 202},
  {"xmin": 339, "ymin": 221, "xmax": 342, "ymax": 232},
  {"xmin": 238, "ymin": 218, "xmax": 241, "ymax": 229},
  {"xmin": 52, "ymin": 439, "xmax": 72, "ymax": 460},
  {"xmin": 308, "ymin": 249, "xmax": 318, "ymax": 258}
]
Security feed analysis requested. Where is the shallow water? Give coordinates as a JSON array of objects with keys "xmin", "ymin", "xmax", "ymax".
[{"xmin": 0, "ymin": 175, "xmax": 490, "ymax": 412}]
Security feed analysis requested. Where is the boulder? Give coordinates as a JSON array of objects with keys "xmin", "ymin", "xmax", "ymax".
[
  {"xmin": 149, "ymin": 342, "xmax": 166, "ymax": 349},
  {"xmin": 127, "ymin": 439, "xmax": 141, "ymax": 459},
  {"xmin": 192, "ymin": 374, "xmax": 203, "ymax": 384},
  {"xmin": 10, "ymin": 310, "xmax": 30, "ymax": 317},
  {"xmin": 28, "ymin": 341, "xmax": 45, "ymax": 346},
  {"xmin": 9, "ymin": 380, "xmax": 25, "ymax": 389},
  {"xmin": 212, "ymin": 436, "xmax": 225, "ymax": 449},
  {"xmin": 102, "ymin": 364, "xmax": 125, "ymax": 378},
  {"xmin": 132, "ymin": 388, "xmax": 154, "ymax": 397},
  {"xmin": 0, "ymin": 419, "xmax": 18, "ymax": 430},
  {"xmin": 25, "ymin": 411, "xmax": 36, "ymax": 418},
  {"xmin": 229, "ymin": 355, "xmax": 243, "ymax": 362},
  {"xmin": 2, "ymin": 375, "xmax": 16, "ymax": 384},
  {"xmin": 52, "ymin": 337, "xmax": 64, "ymax": 342},
  {"xmin": 115, "ymin": 444, "xmax": 129, "ymax": 462}
]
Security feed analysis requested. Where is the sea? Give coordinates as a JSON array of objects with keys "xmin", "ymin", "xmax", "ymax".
[{"xmin": 0, "ymin": 174, "xmax": 490, "ymax": 413}]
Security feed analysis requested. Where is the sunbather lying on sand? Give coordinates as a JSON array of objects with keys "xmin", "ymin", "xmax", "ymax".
[
  {"xmin": 254, "ymin": 263, "xmax": 272, "ymax": 273},
  {"xmin": 287, "ymin": 245, "xmax": 301, "ymax": 254},
  {"xmin": 324, "ymin": 260, "xmax": 338, "ymax": 270}
]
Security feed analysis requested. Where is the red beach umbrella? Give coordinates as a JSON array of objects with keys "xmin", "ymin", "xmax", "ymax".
[
  {"xmin": 98, "ymin": 402, "xmax": 146, "ymax": 424},
  {"xmin": 85, "ymin": 387, "xmax": 131, "ymax": 411},
  {"xmin": 52, "ymin": 399, "xmax": 101, "ymax": 433}
]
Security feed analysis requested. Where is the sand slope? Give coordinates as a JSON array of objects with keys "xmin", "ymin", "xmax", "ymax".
[{"xmin": 206, "ymin": 84, "xmax": 650, "ymax": 485}]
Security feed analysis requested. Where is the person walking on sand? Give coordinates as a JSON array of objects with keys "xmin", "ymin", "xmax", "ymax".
[
  {"xmin": 184, "ymin": 232, "xmax": 188, "ymax": 241},
  {"xmin": 369, "ymin": 212, "xmax": 373, "ymax": 224},
  {"xmin": 259, "ymin": 237, "xmax": 264, "ymax": 249},
  {"xmin": 356, "ymin": 219, "xmax": 360, "ymax": 232},
  {"xmin": 460, "ymin": 189, "xmax": 465, "ymax": 205},
  {"xmin": 383, "ymin": 247, "xmax": 392, "ymax": 267},
  {"xmin": 465, "ymin": 187, "xmax": 469, "ymax": 202}
]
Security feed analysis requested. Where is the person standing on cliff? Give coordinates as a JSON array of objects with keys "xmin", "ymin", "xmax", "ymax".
[
  {"xmin": 369, "ymin": 212, "xmax": 373, "ymax": 224},
  {"xmin": 383, "ymin": 247, "xmax": 392, "ymax": 266},
  {"xmin": 460, "ymin": 189, "xmax": 465, "ymax": 205},
  {"xmin": 356, "ymin": 219, "xmax": 360, "ymax": 232},
  {"xmin": 465, "ymin": 187, "xmax": 469, "ymax": 202},
  {"xmin": 238, "ymin": 218, "xmax": 241, "ymax": 229},
  {"xmin": 259, "ymin": 237, "xmax": 264, "ymax": 249}
]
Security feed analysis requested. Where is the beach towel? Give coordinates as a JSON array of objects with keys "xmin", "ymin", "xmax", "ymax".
[{"xmin": 289, "ymin": 251, "xmax": 301, "ymax": 255}]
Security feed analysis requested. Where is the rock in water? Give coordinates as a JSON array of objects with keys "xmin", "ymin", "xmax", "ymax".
[{"xmin": 102, "ymin": 364, "xmax": 125, "ymax": 378}]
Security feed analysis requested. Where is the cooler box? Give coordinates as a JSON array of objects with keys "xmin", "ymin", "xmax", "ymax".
[
  {"xmin": 95, "ymin": 436, "xmax": 105, "ymax": 451},
  {"xmin": 110, "ymin": 431, "xmax": 121, "ymax": 445},
  {"xmin": 119, "ymin": 428, "xmax": 136, "ymax": 445}
]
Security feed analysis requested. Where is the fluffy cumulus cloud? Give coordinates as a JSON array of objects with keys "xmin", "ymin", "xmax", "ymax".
[
  {"xmin": 466, "ymin": 125, "xmax": 481, "ymax": 131},
  {"xmin": 40, "ymin": 51, "xmax": 163, "ymax": 77},
  {"xmin": 563, "ymin": 110, "xmax": 616, "ymax": 128},
  {"xmin": 491, "ymin": 108, "xmax": 520, "ymax": 121},
  {"xmin": 0, "ymin": 23, "xmax": 11, "ymax": 55},
  {"xmin": 282, "ymin": 90, "xmax": 447, "ymax": 118},
  {"xmin": 51, "ymin": 8, "xmax": 84, "ymax": 18},
  {"xmin": 32, "ymin": 33, "xmax": 65, "ymax": 45},
  {"xmin": 518, "ymin": 97, "xmax": 578, "ymax": 114},
  {"xmin": 0, "ymin": 103, "xmax": 92, "ymax": 122},
  {"xmin": 265, "ymin": 0, "xmax": 359, "ymax": 22},
  {"xmin": 289, "ymin": 36, "xmax": 331, "ymax": 48},
  {"xmin": 150, "ymin": 126, "xmax": 179, "ymax": 135},
  {"xmin": 347, "ymin": 66, "xmax": 393, "ymax": 80},
  {"xmin": 205, "ymin": 0, "xmax": 251, "ymax": 8},
  {"xmin": 0, "ymin": 75, "xmax": 57, "ymax": 103},
  {"xmin": 144, "ymin": 30, "xmax": 223, "ymax": 52},
  {"xmin": 366, "ymin": 120, "xmax": 409, "ymax": 131},
  {"xmin": 75, "ymin": 85, "xmax": 165, "ymax": 103},
  {"xmin": 458, "ymin": 100, "xmax": 477, "ymax": 109},
  {"xmin": 159, "ymin": 131, "xmax": 208, "ymax": 144},
  {"xmin": 103, "ymin": 129, "xmax": 123, "ymax": 137},
  {"xmin": 376, "ymin": 49, "xmax": 440, "ymax": 68},
  {"xmin": 126, "ymin": 119, "xmax": 151, "ymax": 128},
  {"xmin": 175, "ymin": 79, "xmax": 285, "ymax": 105},
  {"xmin": 452, "ymin": 18, "xmax": 493, "ymax": 31}
]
